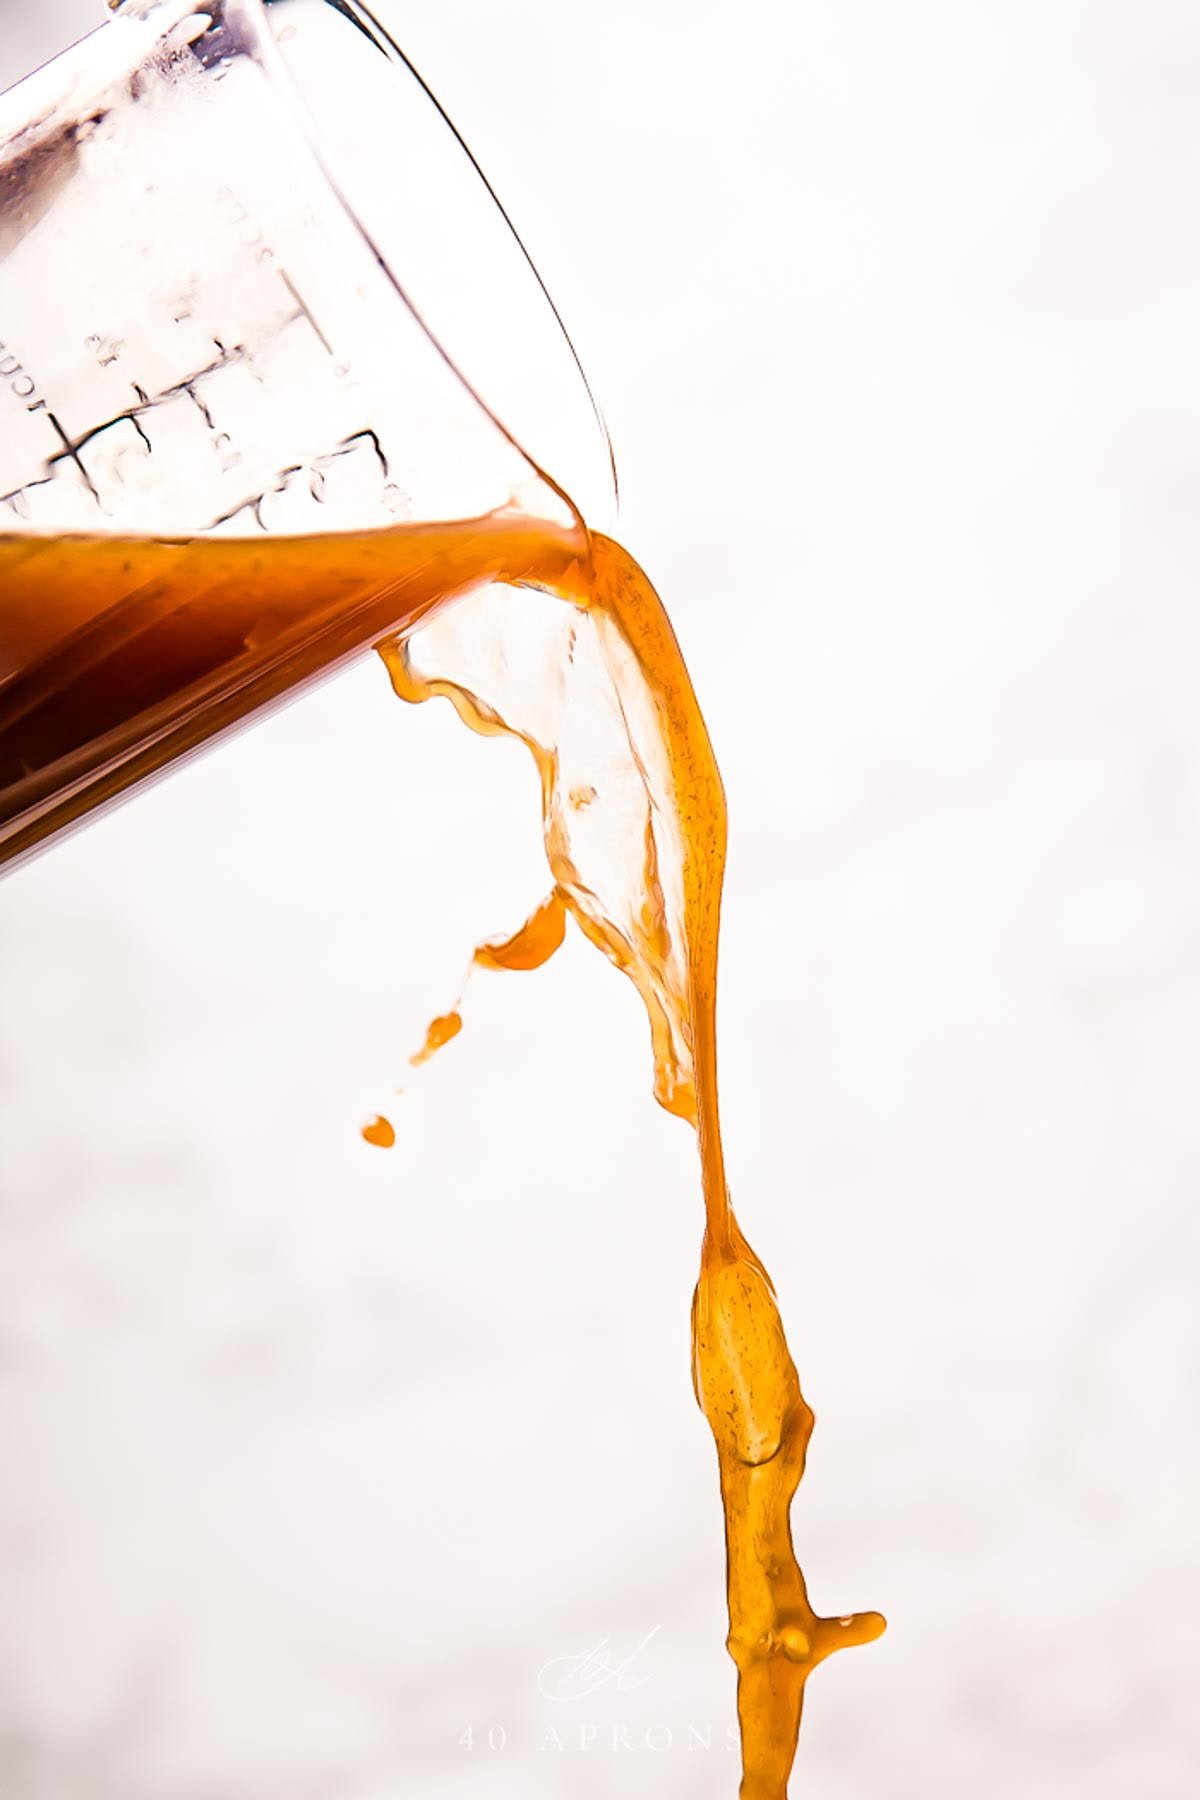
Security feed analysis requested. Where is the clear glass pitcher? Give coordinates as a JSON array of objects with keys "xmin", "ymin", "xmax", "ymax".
[{"xmin": 0, "ymin": 0, "xmax": 614, "ymax": 870}]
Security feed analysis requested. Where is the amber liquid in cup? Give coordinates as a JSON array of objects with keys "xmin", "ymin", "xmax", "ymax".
[{"xmin": 0, "ymin": 515, "xmax": 583, "ymax": 868}]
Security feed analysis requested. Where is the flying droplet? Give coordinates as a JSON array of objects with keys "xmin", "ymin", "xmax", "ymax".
[
  {"xmin": 410, "ymin": 1010, "xmax": 463, "ymax": 1066},
  {"xmin": 361, "ymin": 1114, "xmax": 395, "ymax": 1149}
]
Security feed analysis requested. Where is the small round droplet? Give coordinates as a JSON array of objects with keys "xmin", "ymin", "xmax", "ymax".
[{"xmin": 361, "ymin": 1114, "xmax": 395, "ymax": 1149}]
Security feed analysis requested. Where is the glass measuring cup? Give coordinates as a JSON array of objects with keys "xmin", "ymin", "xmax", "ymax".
[{"xmin": 0, "ymin": 0, "xmax": 615, "ymax": 870}]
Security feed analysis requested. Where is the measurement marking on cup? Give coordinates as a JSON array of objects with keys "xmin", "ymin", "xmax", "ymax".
[
  {"xmin": 165, "ymin": 341, "xmax": 245, "ymax": 400},
  {"xmin": 278, "ymin": 270, "xmax": 335, "ymax": 358},
  {"xmin": 184, "ymin": 384, "xmax": 216, "ymax": 431},
  {"xmin": 1, "ymin": 478, "xmax": 51, "ymax": 519},
  {"xmin": 216, "ymin": 184, "xmax": 275, "ymax": 265},
  {"xmin": 340, "ymin": 428, "xmax": 390, "ymax": 478},
  {"xmin": 0, "ymin": 338, "xmax": 48, "ymax": 413},
  {"xmin": 27, "ymin": 344, "xmax": 248, "ymax": 510},
  {"xmin": 46, "ymin": 413, "xmax": 100, "ymax": 503}
]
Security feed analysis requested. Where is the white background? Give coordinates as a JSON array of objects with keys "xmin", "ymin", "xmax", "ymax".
[{"xmin": 2, "ymin": 3, "xmax": 1199, "ymax": 1797}]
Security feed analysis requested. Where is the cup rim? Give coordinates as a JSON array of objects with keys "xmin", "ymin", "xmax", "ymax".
[{"xmin": 237, "ymin": 0, "xmax": 618, "ymax": 528}]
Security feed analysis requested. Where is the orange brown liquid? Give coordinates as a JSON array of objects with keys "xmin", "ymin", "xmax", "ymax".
[
  {"xmin": 409, "ymin": 1009, "xmax": 464, "ymax": 1066},
  {"xmin": 0, "ymin": 515, "xmax": 585, "ymax": 869},
  {"xmin": 360, "ymin": 1113, "xmax": 396, "ymax": 1150},
  {"xmin": 0, "ymin": 515, "xmax": 882, "ymax": 1794}
]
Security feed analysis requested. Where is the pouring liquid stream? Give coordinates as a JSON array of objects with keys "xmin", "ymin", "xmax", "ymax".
[
  {"xmin": 380, "ymin": 526, "xmax": 887, "ymax": 1793},
  {"xmin": 0, "ymin": 512, "xmax": 883, "ymax": 1795}
]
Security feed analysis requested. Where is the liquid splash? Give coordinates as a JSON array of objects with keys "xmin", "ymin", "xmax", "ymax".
[{"xmin": 383, "ymin": 530, "xmax": 883, "ymax": 1795}]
